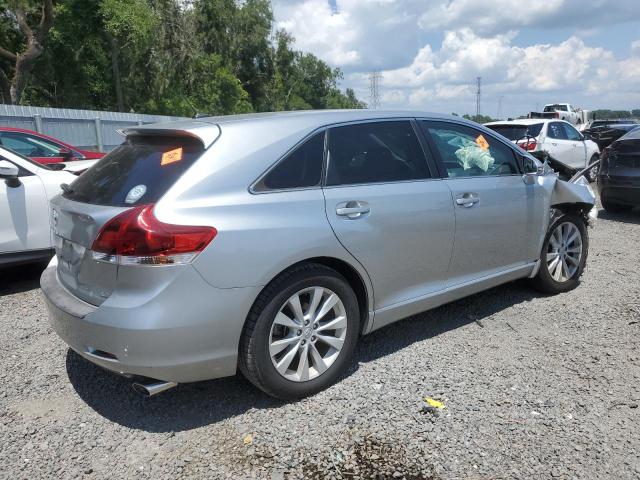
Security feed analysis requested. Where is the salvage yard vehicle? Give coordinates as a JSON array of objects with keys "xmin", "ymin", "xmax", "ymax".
[
  {"xmin": 583, "ymin": 121, "xmax": 640, "ymax": 151},
  {"xmin": 40, "ymin": 111, "xmax": 595, "ymax": 400},
  {"xmin": 597, "ymin": 127, "xmax": 640, "ymax": 212},
  {"xmin": 0, "ymin": 146, "xmax": 97, "ymax": 267},
  {"xmin": 485, "ymin": 118, "xmax": 600, "ymax": 181},
  {"xmin": 528, "ymin": 103, "xmax": 588, "ymax": 126},
  {"xmin": 0, "ymin": 127, "xmax": 105, "ymax": 166}
]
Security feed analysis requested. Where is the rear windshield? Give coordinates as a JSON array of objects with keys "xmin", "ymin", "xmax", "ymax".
[
  {"xmin": 486, "ymin": 123, "xmax": 543, "ymax": 141},
  {"xmin": 544, "ymin": 104, "xmax": 568, "ymax": 112},
  {"xmin": 63, "ymin": 136, "xmax": 204, "ymax": 206}
]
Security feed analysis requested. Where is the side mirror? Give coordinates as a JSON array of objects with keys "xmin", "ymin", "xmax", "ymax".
[
  {"xmin": 0, "ymin": 159, "xmax": 21, "ymax": 187},
  {"xmin": 581, "ymin": 132, "xmax": 590, "ymax": 141},
  {"xmin": 59, "ymin": 147, "xmax": 74, "ymax": 160}
]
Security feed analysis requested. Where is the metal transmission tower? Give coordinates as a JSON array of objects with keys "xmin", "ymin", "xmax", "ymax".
[
  {"xmin": 369, "ymin": 71, "xmax": 382, "ymax": 109},
  {"xmin": 476, "ymin": 76, "xmax": 481, "ymax": 119}
]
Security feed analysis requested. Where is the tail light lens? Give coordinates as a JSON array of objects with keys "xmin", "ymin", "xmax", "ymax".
[
  {"xmin": 91, "ymin": 204, "xmax": 217, "ymax": 265},
  {"xmin": 517, "ymin": 139, "xmax": 537, "ymax": 152},
  {"xmin": 553, "ymin": 112, "xmax": 559, "ymax": 118}
]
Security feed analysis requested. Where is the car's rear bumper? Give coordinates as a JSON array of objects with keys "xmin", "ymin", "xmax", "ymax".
[
  {"xmin": 40, "ymin": 259, "xmax": 262, "ymax": 383},
  {"xmin": 597, "ymin": 176, "xmax": 640, "ymax": 206}
]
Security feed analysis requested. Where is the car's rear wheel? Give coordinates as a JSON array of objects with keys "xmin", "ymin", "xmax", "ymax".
[
  {"xmin": 531, "ymin": 214, "xmax": 588, "ymax": 294},
  {"xmin": 239, "ymin": 263, "xmax": 359, "ymax": 399},
  {"xmin": 601, "ymin": 199, "xmax": 632, "ymax": 213}
]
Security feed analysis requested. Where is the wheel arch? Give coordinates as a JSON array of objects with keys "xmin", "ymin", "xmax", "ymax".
[{"xmin": 245, "ymin": 256, "xmax": 373, "ymax": 336}]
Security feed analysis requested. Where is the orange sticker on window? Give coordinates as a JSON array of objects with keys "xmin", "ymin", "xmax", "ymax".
[
  {"xmin": 475, "ymin": 135, "xmax": 489, "ymax": 150},
  {"xmin": 161, "ymin": 147, "xmax": 183, "ymax": 166}
]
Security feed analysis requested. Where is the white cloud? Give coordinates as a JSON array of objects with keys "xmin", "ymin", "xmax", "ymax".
[{"xmin": 272, "ymin": 0, "xmax": 640, "ymax": 115}]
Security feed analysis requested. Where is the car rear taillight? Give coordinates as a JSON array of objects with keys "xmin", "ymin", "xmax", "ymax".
[
  {"xmin": 517, "ymin": 139, "xmax": 538, "ymax": 152},
  {"xmin": 553, "ymin": 112, "xmax": 559, "ymax": 118},
  {"xmin": 91, "ymin": 204, "xmax": 217, "ymax": 265}
]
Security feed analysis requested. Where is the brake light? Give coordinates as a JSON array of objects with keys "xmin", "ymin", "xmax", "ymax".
[
  {"xmin": 91, "ymin": 204, "xmax": 217, "ymax": 265},
  {"xmin": 517, "ymin": 139, "xmax": 537, "ymax": 152},
  {"xmin": 553, "ymin": 112, "xmax": 559, "ymax": 118}
]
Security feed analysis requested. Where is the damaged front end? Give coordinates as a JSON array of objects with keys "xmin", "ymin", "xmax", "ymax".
[{"xmin": 534, "ymin": 156, "xmax": 597, "ymax": 228}]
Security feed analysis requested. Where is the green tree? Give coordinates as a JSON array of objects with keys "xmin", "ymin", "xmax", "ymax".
[{"xmin": 0, "ymin": 0, "xmax": 54, "ymax": 104}]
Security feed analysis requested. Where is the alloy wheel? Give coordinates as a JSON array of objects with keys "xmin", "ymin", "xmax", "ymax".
[
  {"xmin": 546, "ymin": 222, "xmax": 583, "ymax": 283},
  {"xmin": 269, "ymin": 287, "xmax": 348, "ymax": 382}
]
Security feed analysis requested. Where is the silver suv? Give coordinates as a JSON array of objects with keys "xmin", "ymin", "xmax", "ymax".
[{"xmin": 41, "ymin": 111, "xmax": 595, "ymax": 399}]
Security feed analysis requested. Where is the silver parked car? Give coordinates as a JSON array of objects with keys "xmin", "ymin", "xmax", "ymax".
[{"xmin": 41, "ymin": 111, "xmax": 595, "ymax": 399}]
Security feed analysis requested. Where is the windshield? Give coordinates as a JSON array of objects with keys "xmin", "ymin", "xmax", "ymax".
[
  {"xmin": 486, "ymin": 123, "xmax": 543, "ymax": 141},
  {"xmin": 62, "ymin": 135, "xmax": 204, "ymax": 206}
]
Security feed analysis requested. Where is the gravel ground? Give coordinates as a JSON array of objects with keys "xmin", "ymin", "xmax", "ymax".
[{"xmin": 1, "ymin": 203, "xmax": 639, "ymax": 480}]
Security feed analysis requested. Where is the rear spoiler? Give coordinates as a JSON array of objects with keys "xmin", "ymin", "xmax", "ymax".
[{"xmin": 122, "ymin": 121, "xmax": 221, "ymax": 149}]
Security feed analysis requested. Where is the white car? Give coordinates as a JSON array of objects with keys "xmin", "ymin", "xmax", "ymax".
[
  {"xmin": 0, "ymin": 145, "xmax": 93, "ymax": 267},
  {"xmin": 485, "ymin": 119, "xmax": 600, "ymax": 177}
]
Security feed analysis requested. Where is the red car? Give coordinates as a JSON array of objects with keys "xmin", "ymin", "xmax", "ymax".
[{"xmin": 0, "ymin": 127, "xmax": 105, "ymax": 165}]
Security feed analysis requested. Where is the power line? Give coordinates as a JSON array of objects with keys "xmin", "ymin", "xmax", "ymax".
[{"xmin": 369, "ymin": 71, "xmax": 382, "ymax": 110}]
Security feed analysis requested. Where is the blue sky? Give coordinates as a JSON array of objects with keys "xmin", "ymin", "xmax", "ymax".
[{"xmin": 273, "ymin": 0, "xmax": 640, "ymax": 118}]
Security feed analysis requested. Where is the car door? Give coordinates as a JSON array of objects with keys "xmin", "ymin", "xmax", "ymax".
[
  {"xmin": 0, "ymin": 157, "xmax": 50, "ymax": 254},
  {"xmin": 322, "ymin": 120, "xmax": 455, "ymax": 310},
  {"xmin": 420, "ymin": 120, "xmax": 543, "ymax": 286},
  {"xmin": 561, "ymin": 122, "xmax": 588, "ymax": 168},
  {"xmin": 543, "ymin": 121, "xmax": 575, "ymax": 167}
]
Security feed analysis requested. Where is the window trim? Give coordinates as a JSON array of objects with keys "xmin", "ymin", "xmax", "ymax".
[
  {"xmin": 418, "ymin": 118, "xmax": 524, "ymax": 179},
  {"xmin": 249, "ymin": 128, "xmax": 327, "ymax": 194}
]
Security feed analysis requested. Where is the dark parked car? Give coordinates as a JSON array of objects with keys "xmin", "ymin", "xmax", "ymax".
[
  {"xmin": 583, "ymin": 122, "xmax": 640, "ymax": 151},
  {"xmin": 597, "ymin": 127, "xmax": 640, "ymax": 212}
]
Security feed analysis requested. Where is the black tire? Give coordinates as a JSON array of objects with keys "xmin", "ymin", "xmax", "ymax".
[
  {"xmin": 587, "ymin": 154, "xmax": 599, "ymax": 183},
  {"xmin": 239, "ymin": 263, "xmax": 360, "ymax": 400},
  {"xmin": 601, "ymin": 200, "xmax": 632, "ymax": 213},
  {"xmin": 531, "ymin": 214, "xmax": 588, "ymax": 294}
]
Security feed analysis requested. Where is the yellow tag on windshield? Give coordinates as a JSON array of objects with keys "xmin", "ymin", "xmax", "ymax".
[
  {"xmin": 475, "ymin": 135, "xmax": 489, "ymax": 150},
  {"xmin": 161, "ymin": 147, "xmax": 183, "ymax": 166}
]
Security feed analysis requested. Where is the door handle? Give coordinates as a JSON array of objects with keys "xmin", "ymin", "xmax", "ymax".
[
  {"xmin": 551, "ymin": 142, "xmax": 558, "ymax": 146},
  {"xmin": 336, "ymin": 201, "xmax": 370, "ymax": 219},
  {"xmin": 455, "ymin": 194, "xmax": 480, "ymax": 208}
]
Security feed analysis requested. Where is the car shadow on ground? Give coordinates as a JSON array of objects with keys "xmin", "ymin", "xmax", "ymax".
[
  {"xmin": 0, "ymin": 261, "xmax": 49, "ymax": 296},
  {"xmin": 67, "ymin": 279, "xmax": 541, "ymax": 433},
  {"xmin": 596, "ymin": 207, "xmax": 640, "ymax": 225}
]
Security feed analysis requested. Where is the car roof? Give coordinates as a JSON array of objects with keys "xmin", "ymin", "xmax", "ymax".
[
  {"xmin": 124, "ymin": 109, "xmax": 474, "ymax": 147},
  {"xmin": 485, "ymin": 119, "xmax": 554, "ymax": 126}
]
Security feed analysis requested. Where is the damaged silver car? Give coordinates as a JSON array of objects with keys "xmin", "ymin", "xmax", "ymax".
[{"xmin": 40, "ymin": 111, "xmax": 595, "ymax": 400}]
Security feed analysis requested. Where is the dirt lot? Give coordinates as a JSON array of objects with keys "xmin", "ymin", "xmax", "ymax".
[{"xmin": 1, "ymin": 204, "xmax": 639, "ymax": 480}]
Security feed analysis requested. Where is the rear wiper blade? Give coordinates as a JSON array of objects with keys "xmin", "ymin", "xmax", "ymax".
[{"xmin": 60, "ymin": 183, "xmax": 73, "ymax": 194}]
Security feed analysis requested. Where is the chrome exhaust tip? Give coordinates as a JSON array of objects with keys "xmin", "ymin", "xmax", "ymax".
[{"xmin": 132, "ymin": 380, "xmax": 177, "ymax": 397}]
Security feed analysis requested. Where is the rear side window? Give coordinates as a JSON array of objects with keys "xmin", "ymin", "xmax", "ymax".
[
  {"xmin": 254, "ymin": 131, "xmax": 325, "ymax": 191},
  {"xmin": 487, "ymin": 123, "xmax": 543, "ymax": 141},
  {"xmin": 422, "ymin": 121, "xmax": 520, "ymax": 177},
  {"xmin": 63, "ymin": 136, "xmax": 203, "ymax": 206},
  {"xmin": 547, "ymin": 122, "xmax": 568, "ymax": 140},
  {"xmin": 326, "ymin": 121, "xmax": 430, "ymax": 186}
]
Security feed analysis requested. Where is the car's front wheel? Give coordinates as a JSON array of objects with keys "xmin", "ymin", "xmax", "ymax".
[
  {"xmin": 587, "ymin": 154, "xmax": 599, "ymax": 183},
  {"xmin": 239, "ymin": 263, "xmax": 360, "ymax": 399},
  {"xmin": 531, "ymin": 214, "xmax": 588, "ymax": 294}
]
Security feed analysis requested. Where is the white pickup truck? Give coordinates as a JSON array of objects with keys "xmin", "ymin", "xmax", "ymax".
[
  {"xmin": 529, "ymin": 103, "xmax": 589, "ymax": 126},
  {"xmin": 484, "ymin": 119, "xmax": 600, "ymax": 180}
]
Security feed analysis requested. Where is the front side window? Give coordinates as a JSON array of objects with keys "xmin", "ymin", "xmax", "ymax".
[
  {"xmin": 547, "ymin": 122, "xmax": 568, "ymax": 140},
  {"xmin": 255, "ymin": 131, "xmax": 325, "ymax": 191},
  {"xmin": 326, "ymin": 121, "xmax": 430, "ymax": 186},
  {"xmin": 562, "ymin": 123, "xmax": 582, "ymax": 141},
  {"xmin": 422, "ymin": 121, "xmax": 520, "ymax": 177}
]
